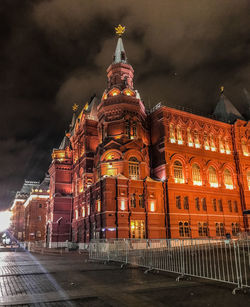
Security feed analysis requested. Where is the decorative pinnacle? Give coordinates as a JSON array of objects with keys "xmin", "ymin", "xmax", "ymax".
[
  {"xmin": 72, "ymin": 103, "xmax": 79, "ymax": 112},
  {"xmin": 115, "ymin": 24, "xmax": 125, "ymax": 37},
  {"xmin": 220, "ymin": 86, "xmax": 224, "ymax": 94}
]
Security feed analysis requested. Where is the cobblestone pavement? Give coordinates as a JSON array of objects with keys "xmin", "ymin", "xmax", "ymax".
[{"xmin": 0, "ymin": 251, "xmax": 249, "ymax": 306}]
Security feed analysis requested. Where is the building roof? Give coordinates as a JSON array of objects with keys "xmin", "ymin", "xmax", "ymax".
[
  {"xmin": 39, "ymin": 174, "xmax": 50, "ymax": 190},
  {"xmin": 213, "ymin": 93, "xmax": 244, "ymax": 123},
  {"xmin": 113, "ymin": 37, "xmax": 127, "ymax": 64},
  {"xmin": 59, "ymin": 134, "xmax": 71, "ymax": 150}
]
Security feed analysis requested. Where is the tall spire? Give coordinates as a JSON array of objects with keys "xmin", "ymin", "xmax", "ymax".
[
  {"xmin": 106, "ymin": 25, "xmax": 134, "ymax": 90},
  {"xmin": 213, "ymin": 86, "xmax": 244, "ymax": 123},
  {"xmin": 113, "ymin": 37, "xmax": 127, "ymax": 64}
]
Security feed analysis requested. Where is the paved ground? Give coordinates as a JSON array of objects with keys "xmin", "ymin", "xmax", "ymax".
[{"xmin": 0, "ymin": 250, "xmax": 249, "ymax": 306}]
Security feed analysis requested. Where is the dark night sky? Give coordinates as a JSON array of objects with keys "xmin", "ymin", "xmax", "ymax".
[{"xmin": 1, "ymin": 0, "xmax": 250, "ymax": 210}]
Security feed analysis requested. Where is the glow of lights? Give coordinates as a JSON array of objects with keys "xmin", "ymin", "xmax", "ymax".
[
  {"xmin": 225, "ymin": 184, "xmax": 234, "ymax": 190},
  {"xmin": 170, "ymin": 138, "xmax": 176, "ymax": 143},
  {"xmin": 123, "ymin": 89, "xmax": 134, "ymax": 96},
  {"xmin": 193, "ymin": 181, "xmax": 202, "ymax": 186},
  {"xmin": 107, "ymin": 227, "xmax": 116, "ymax": 231},
  {"xmin": 226, "ymin": 150, "xmax": 231, "ymax": 154},
  {"xmin": 195, "ymin": 144, "xmax": 201, "ymax": 148},
  {"xmin": 150, "ymin": 201, "xmax": 155, "ymax": 212},
  {"xmin": 188, "ymin": 142, "xmax": 194, "ymax": 147},
  {"xmin": 75, "ymin": 210, "xmax": 78, "ymax": 220},
  {"xmin": 243, "ymin": 152, "xmax": 249, "ymax": 156},
  {"xmin": 220, "ymin": 149, "xmax": 225, "ymax": 153},
  {"xmin": 205, "ymin": 146, "xmax": 210, "ymax": 150},
  {"xmin": 175, "ymin": 178, "xmax": 184, "ymax": 184},
  {"xmin": 210, "ymin": 183, "xmax": 219, "ymax": 188},
  {"xmin": 211, "ymin": 147, "xmax": 216, "ymax": 152},
  {"xmin": 87, "ymin": 205, "xmax": 90, "ymax": 216},
  {"xmin": 108, "ymin": 163, "xmax": 112, "ymax": 168},
  {"xmin": 177, "ymin": 140, "xmax": 183, "ymax": 145},
  {"xmin": 97, "ymin": 200, "xmax": 101, "ymax": 212},
  {"xmin": 0, "ymin": 211, "xmax": 12, "ymax": 232},
  {"xmin": 82, "ymin": 207, "xmax": 85, "ymax": 217},
  {"xmin": 120, "ymin": 200, "xmax": 125, "ymax": 211}
]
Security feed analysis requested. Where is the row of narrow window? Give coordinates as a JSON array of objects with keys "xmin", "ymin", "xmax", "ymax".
[
  {"xmin": 169, "ymin": 125, "xmax": 249, "ymax": 156},
  {"xmin": 179, "ymin": 222, "xmax": 240, "ymax": 237},
  {"xmin": 176, "ymin": 196, "xmax": 238, "ymax": 212},
  {"xmin": 174, "ymin": 161, "xmax": 236, "ymax": 189}
]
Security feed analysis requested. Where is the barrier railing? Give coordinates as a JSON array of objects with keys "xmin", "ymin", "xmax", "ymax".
[{"xmin": 89, "ymin": 238, "xmax": 250, "ymax": 294}]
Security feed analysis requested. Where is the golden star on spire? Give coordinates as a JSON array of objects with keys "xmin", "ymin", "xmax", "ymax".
[
  {"xmin": 220, "ymin": 86, "xmax": 224, "ymax": 93},
  {"xmin": 115, "ymin": 24, "xmax": 125, "ymax": 37},
  {"xmin": 72, "ymin": 103, "xmax": 79, "ymax": 112}
]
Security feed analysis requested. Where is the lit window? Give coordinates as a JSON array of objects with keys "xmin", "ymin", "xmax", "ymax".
[
  {"xmin": 102, "ymin": 92, "xmax": 107, "ymax": 100},
  {"xmin": 225, "ymin": 139, "xmax": 231, "ymax": 154},
  {"xmin": 123, "ymin": 89, "xmax": 135, "ymax": 96},
  {"xmin": 130, "ymin": 220, "xmax": 145, "ymax": 239},
  {"xmin": 75, "ymin": 210, "xmax": 78, "ymax": 220},
  {"xmin": 82, "ymin": 207, "xmax": 85, "ymax": 217},
  {"xmin": 194, "ymin": 131, "xmax": 200, "ymax": 148},
  {"xmin": 242, "ymin": 140, "xmax": 249, "ymax": 156},
  {"xmin": 192, "ymin": 164, "xmax": 202, "ymax": 186},
  {"xmin": 129, "ymin": 157, "xmax": 139, "ymax": 180},
  {"xmin": 97, "ymin": 200, "xmax": 101, "ymax": 212},
  {"xmin": 208, "ymin": 166, "xmax": 218, "ymax": 187},
  {"xmin": 224, "ymin": 169, "xmax": 234, "ymax": 189},
  {"xmin": 187, "ymin": 128, "xmax": 193, "ymax": 147},
  {"xmin": 109, "ymin": 88, "xmax": 120, "ymax": 96},
  {"xmin": 247, "ymin": 171, "xmax": 250, "ymax": 190},
  {"xmin": 87, "ymin": 205, "xmax": 90, "ymax": 216},
  {"xmin": 169, "ymin": 124, "xmax": 176, "ymax": 143},
  {"xmin": 219, "ymin": 137, "xmax": 225, "ymax": 153},
  {"xmin": 120, "ymin": 200, "xmax": 125, "ymax": 211},
  {"xmin": 150, "ymin": 201, "xmax": 155, "ymax": 212},
  {"xmin": 210, "ymin": 136, "xmax": 216, "ymax": 151},
  {"xmin": 204, "ymin": 132, "xmax": 210, "ymax": 150},
  {"xmin": 173, "ymin": 161, "xmax": 184, "ymax": 183},
  {"xmin": 177, "ymin": 126, "xmax": 183, "ymax": 144}
]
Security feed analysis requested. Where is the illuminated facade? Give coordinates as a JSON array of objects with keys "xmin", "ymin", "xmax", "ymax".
[{"xmin": 47, "ymin": 28, "xmax": 250, "ymax": 246}]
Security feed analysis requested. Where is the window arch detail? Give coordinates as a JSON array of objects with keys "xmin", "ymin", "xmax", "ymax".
[
  {"xmin": 192, "ymin": 164, "xmax": 202, "ymax": 186},
  {"xmin": 208, "ymin": 166, "xmax": 218, "ymax": 188},
  {"xmin": 173, "ymin": 161, "xmax": 184, "ymax": 183}
]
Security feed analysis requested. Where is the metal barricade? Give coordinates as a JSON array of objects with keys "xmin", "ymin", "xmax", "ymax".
[{"xmin": 89, "ymin": 238, "xmax": 250, "ymax": 292}]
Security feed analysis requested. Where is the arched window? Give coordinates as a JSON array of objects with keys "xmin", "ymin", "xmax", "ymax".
[
  {"xmin": 195, "ymin": 197, "xmax": 200, "ymax": 211},
  {"xmin": 208, "ymin": 166, "xmax": 218, "ymax": 187},
  {"xmin": 198, "ymin": 223, "xmax": 208, "ymax": 237},
  {"xmin": 176, "ymin": 196, "xmax": 181, "ymax": 209},
  {"xmin": 247, "ymin": 171, "xmax": 250, "ymax": 190},
  {"xmin": 179, "ymin": 222, "xmax": 184, "ymax": 237},
  {"xmin": 129, "ymin": 157, "xmax": 139, "ymax": 180},
  {"xmin": 232, "ymin": 223, "xmax": 240, "ymax": 236},
  {"xmin": 228, "ymin": 200, "xmax": 232, "ymax": 212},
  {"xmin": 173, "ymin": 161, "xmax": 184, "ymax": 183},
  {"xmin": 179, "ymin": 221, "xmax": 190, "ymax": 237},
  {"xmin": 218, "ymin": 199, "xmax": 223, "ymax": 212},
  {"xmin": 216, "ymin": 223, "xmax": 225, "ymax": 236},
  {"xmin": 233, "ymin": 201, "xmax": 238, "ymax": 213},
  {"xmin": 224, "ymin": 169, "xmax": 233, "ymax": 189},
  {"xmin": 212, "ymin": 199, "xmax": 217, "ymax": 211},
  {"xmin": 184, "ymin": 196, "xmax": 189, "ymax": 209},
  {"xmin": 192, "ymin": 164, "xmax": 202, "ymax": 186},
  {"xmin": 201, "ymin": 198, "xmax": 207, "ymax": 211},
  {"xmin": 242, "ymin": 140, "xmax": 249, "ymax": 156},
  {"xmin": 187, "ymin": 128, "xmax": 193, "ymax": 147},
  {"xmin": 169, "ymin": 124, "xmax": 176, "ymax": 143},
  {"xmin": 177, "ymin": 126, "xmax": 183, "ymax": 144}
]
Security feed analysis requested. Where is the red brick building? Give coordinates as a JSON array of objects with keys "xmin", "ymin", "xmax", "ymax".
[
  {"xmin": 47, "ymin": 29, "xmax": 250, "ymax": 247},
  {"xmin": 24, "ymin": 176, "xmax": 49, "ymax": 242}
]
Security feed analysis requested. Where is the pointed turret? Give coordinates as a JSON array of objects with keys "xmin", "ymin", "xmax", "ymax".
[
  {"xmin": 106, "ymin": 25, "xmax": 134, "ymax": 90},
  {"xmin": 113, "ymin": 37, "xmax": 127, "ymax": 64},
  {"xmin": 213, "ymin": 87, "xmax": 245, "ymax": 123}
]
